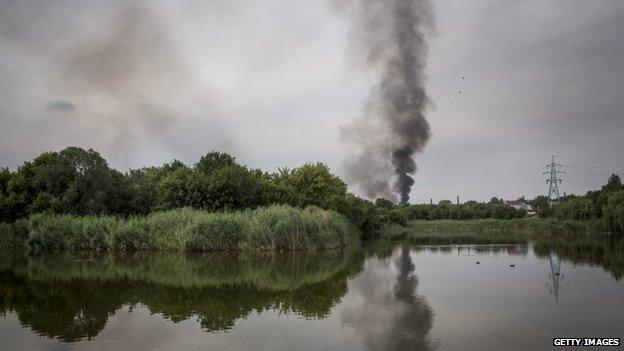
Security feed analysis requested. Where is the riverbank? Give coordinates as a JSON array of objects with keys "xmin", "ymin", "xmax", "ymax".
[
  {"xmin": 380, "ymin": 217, "xmax": 606, "ymax": 244},
  {"xmin": 0, "ymin": 205, "xmax": 358, "ymax": 252}
]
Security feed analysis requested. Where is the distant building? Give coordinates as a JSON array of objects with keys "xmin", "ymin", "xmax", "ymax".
[{"xmin": 505, "ymin": 197, "xmax": 535, "ymax": 214}]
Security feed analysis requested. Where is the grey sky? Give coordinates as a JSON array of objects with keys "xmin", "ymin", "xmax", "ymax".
[{"xmin": 1, "ymin": 0, "xmax": 623, "ymax": 203}]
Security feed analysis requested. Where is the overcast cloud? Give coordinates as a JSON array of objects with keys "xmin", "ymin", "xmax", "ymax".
[{"xmin": 1, "ymin": 0, "xmax": 623, "ymax": 203}]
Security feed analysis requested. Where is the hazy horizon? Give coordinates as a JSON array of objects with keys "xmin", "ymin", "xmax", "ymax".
[{"xmin": 2, "ymin": 0, "xmax": 623, "ymax": 203}]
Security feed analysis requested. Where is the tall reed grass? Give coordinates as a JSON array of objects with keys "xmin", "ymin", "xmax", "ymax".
[
  {"xmin": 1, "ymin": 205, "xmax": 358, "ymax": 253},
  {"xmin": 382, "ymin": 217, "xmax": 605, "ymax": 238}
]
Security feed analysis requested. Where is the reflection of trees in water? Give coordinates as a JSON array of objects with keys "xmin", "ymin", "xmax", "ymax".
[
  {"xmin": 341, "ymin": 246, "xmax": 435, "ymax": 351},
  {"xmin": 533, "ymin": 235, "xmax": 624, "ymax": 280},
  {"xmin": 0, "ymin": 250, "xmax": 364, "ymax": 342}
]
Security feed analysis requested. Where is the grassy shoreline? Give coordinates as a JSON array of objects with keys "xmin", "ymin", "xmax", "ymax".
[
  {"xmin": 0, "ymin": 205, "xmax": 358, "ymax": 253},
  {"xmin": 380, "ymin": 217, "xmax": 607, "ymax": 245},
  {"xmin": 384, "ymin": 217, "xmax": 605, "ymax": 235}
]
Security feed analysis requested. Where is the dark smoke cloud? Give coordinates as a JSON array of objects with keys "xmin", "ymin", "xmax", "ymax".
[
  {"xmin": 47, "ymin": 100, "xmax": 76, "ymax": 112},
  {"xmin": 340, "ymin": 0, "xmax": 434, "ymax": 204}
]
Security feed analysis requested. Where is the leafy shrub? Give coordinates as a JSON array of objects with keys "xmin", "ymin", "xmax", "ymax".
[
  {"xmin": 554, "ymin": 197, "xmax": 593, "ymax": 221},
  {"xmin": 0, "ymin": 219, "xmax": 28, "ymax": 249},
  {"xmin": 9, "ymin": 205, "xmax": 355, "ymax": 252},
  {"xmin": 185, "ymin": 213, "xmax": 247, "ymax": 251},
  {"xmin": 604, "ymin": 190, "xmax": 624, "ymax": 233}
]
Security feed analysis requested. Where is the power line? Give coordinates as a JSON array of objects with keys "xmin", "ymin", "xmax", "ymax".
[
  {"xmin": 564, "ymin": 152, "xmax": 624, "ymax": 161},
  {"xmin": 564, "ymin": 179, "xmax": 598, "ymax": 188},
  {"xmin": 565, "ymin": 171, "xmax": 614, "ymax": 179},
  {"xmin": 564, "ymin": 164, "xmax": 624, "ymax": 169}
]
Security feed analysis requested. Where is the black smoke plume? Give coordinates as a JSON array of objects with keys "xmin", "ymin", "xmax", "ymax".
[{"xmin": 340, "ymin": 0, "xmax": 433, "ymax": 204}]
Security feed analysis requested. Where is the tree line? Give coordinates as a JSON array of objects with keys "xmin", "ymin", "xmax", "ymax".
[
  {"xmin": 531, "ymin": 174, "xmax": 624, "ymax": 232},
  {"xmin": 376, "ymin": 174, "xmax": 624, "ymax": 233},
  {"xmin": 0, "ymin": 147, "xmax": 380, "ymax": 237},
  {"xmin": 1, "ymin": 147, "xmax": 623, "ymax": 235},
  {"xmin": 374, "ymin": 197, "xmax": 527, "ymax": 226}
]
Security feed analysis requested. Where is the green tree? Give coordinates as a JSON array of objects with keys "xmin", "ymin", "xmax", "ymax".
[
  {"xmin": 602, "ymin": 174, "xmax": 623, "ymax": 193},
  {"xmin": 0, "ymin": 167, "xmax": 13, "ymax": 221},
  {"xmin": 339, "ymin": 194, "xmax": 380, "ymax": 239},
  {"xmin": 530, "ymin": 195, "xmax": 552, "ymax": 218},
  {"xmin": 375, "ymin": 198, "xmax": 395, "ymax": 210},
  {"xmin": 189, "ymin": 165, "xmax": 269, "ymax": 211},
  {"xmin": 156, "ymin": 165, "xmax": 193, "ymax": 210},
  {"xmin": 489, "ymin": 197, "xmax": 503, "ymax": 204},
  {"xmin": 195, "ymin": 152, "xmax": 237, "ymax": 174},
  {"xmin": 4, "ymin": 147, "xmax": 121, "ymax": 217},
  {"xmin": 0, "ymin": 167, "xmax": 11, "ymax": 195},
  {"xmin": 554, "ymin": 197, "xmax": 593, "ymax": 220},
  {"xmin": 603, "ymin": 190, "xmax": 624, "ymax": 233},
  {"xmin": 122, "ymin": 169, "xmax": 157, "ymax": 215},
  {"xmin": 276, "ymin": 163, "xmax": 347, "ymax": 211}
]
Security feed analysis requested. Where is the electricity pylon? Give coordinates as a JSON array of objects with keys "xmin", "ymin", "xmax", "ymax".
[{"xmin": 543, "ymin": 155, "xmax": 565, "ymax": 205}]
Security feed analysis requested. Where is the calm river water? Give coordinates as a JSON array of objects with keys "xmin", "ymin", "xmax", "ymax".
[{"xmin": 1, "ymin": 235, "xmax": 623, "ymax": 350}]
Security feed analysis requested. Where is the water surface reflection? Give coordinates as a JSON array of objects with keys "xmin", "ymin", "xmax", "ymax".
[
  {"xmin": 341, "ymin": 246, "xmax": 435, "ymax": 350},
  {"xmin": 0, "ymin": 235, "xmax": 623, "ymax": 351}
]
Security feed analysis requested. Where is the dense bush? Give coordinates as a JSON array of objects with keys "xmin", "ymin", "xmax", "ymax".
[
  {"xmin": 554, "ymin": 197, "xmax": 593, "ymax": 221},
  {"xmin": 185, "ymin": 212, "xmax": 248, "ymax": 251},
  {"xmin": 376, "ymin": 201, "xmax": 526, "ymax": 225},
  {"xmin": 0, "ymin": 219, "xmax": 28, "ymax": 249},
  {"xmin": 374, "ymin": 174, "xmax": 624, "ymax": 234},
  {"xmin": 336, "ymin": 195, "xmax": 381, "ymax": 240},
  {"xmin": 0, "ymin": 147, "xmax": 377, "ymax": 238},
  {"xmin": 27, "ymin": 214, "xmax": 119, "ymax": 252},
  {"xmin": 5, "ymin": 205, "xmax": 357, "ymax": 253},
  {"xmin": 248, "ymin": 205, "xmax": 355, "ymax": 251},
  {"xmin": 603, "ymin": 190, "xmax": 624, "ymax": 233}
]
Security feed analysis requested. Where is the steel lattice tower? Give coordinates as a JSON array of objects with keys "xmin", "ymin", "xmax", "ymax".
[{"xmin": 544, "ymin": 155, "xmax": 565, "ymax": 205}]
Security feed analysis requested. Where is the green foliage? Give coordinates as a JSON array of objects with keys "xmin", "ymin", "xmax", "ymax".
[
  {"xmin": 2, "ymin": 147, "xmax": 122, "ymax": 221},
  {"xmin": 0, "ymin": 219, "xmax": 28, "ymax": 249},
  {"xmin": 28, "ymin": 192, "xmax": 61, "ymax": 214},
  {"xmin": 26, "ymin": 214, "xmax": 119, "ymax": 252},
  {"xmin": 155, "ymin": 165, "xmax": 194, "ymax": 210},
  {"xmin": 190, "ymin": 165, "xmax": 271, "ymax": 211},
  {"xmin": 530, "ymin": 195, "xmax": 550, "ymax": 217},
  {"xmin": 554, "ymin": 197, "xmax": 593, "ymax": 220},
  {"xmin": 195, "ymin": 151, "xmax": 237, "ymax": 174},
  {"xmin": 0, "ymin": 248, "xmax": 363, "ymax": 340},
  {"xmin": 0, "ymin": 147, "xmax": 376, "ymax": 237},
  {"xmin": 339, "ymin": 195, "xmax": 381, "ymax": 240},
  {"xmin": 489, "ymin": 197, "xmax": 504, "ymax": 204},
  {"xmin": 602, "ymin": 174, "xmax": 623, "ymax": 192},
  {"xmin": 275, "ymin": 163, "xmax": 348, "ymax": 211},
  {"xmin": 185, "ymin": 212, "xmax": 247, "ymax": 251},
  {"xmin": 0, "ymin": 167, "xmax": 11, "ymax": 195},
  {"xmin": 10, "ymin": 205, "xmax": 356, "ymax": 253},
  {"xmin": 372, "ymin": 173, "xmax": 624, "ymax": 234},
  {"xmin": 377, "ymin": 201, "xmax": 526, "ymax": 225},
  {"xmin": 603, "ymin": 190, "xmax": 624, "ymax": 233},
  {"xmin": 382, "ymin": 217, "xmax": 605, "ymax": 237},
  {"xmin": 375, "ymin": 198, "xmax": 395, "ymax": 210},
  {"xmin": 122, "ymin": 169, "xmax": 157, "ymax": 215},
  {"xmin": 249, "ymin": 205, "xmax": 357, "ymax": 251},
  {"xmin": 385, "ymin": 208, "xmax": 409, "ymax": 225}
]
